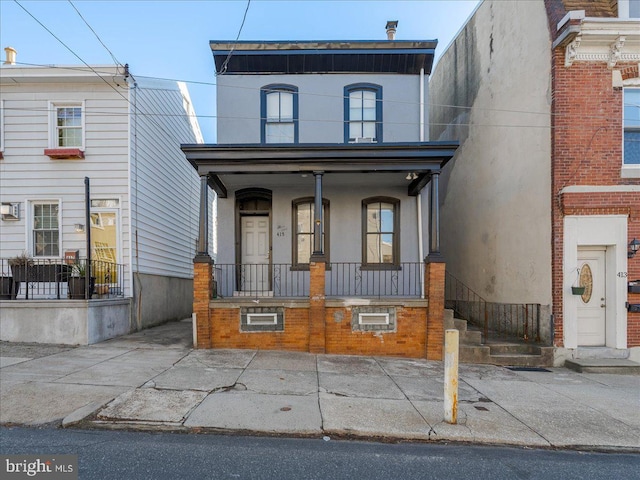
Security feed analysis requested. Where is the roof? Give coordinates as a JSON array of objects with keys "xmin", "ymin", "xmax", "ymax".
[{"xmin": 209, "ymin": 40, "xmax": 438, "ymax": 75}]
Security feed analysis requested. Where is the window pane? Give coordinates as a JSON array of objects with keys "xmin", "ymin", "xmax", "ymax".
[
  {"xmin": 367, "ymin": 203, "xmax": 381, "ymax": 232},
  {"xmin": 630, "ymin": 0, "xmax": 640, "ymax": 17},
  {"xmin": 349, "ymin": 91, "xmax": 362, "ymax": 109},
  {"xmin": 366, "ymin": 234, "xmax": 381, "ymax": 263},
  {"xmin": 624, "ymin": 131, "xmax": 640, "ymax": 164},
  {"xmin": 380, "ymin": 204, "xmax": 394, "ymax": 232},
  {"xmin": 266, "ymin": 123, "xmax": 294, "ymax": 143},
  {"xmin": 266, "ymin": 92, "xmax": 280, "ymax": 121},
  {"xmin": 362, "ymin": 91, "xmax": 376, "ymax": 109},
  {"xmin": 280, "ymin": 92, "xmax": 293, "ymax": 121},
  {"xmin": 350, "ymin": 106, "xmax": 362, "ymax": 121},
  {"xmin": 297, "ymin": 234, "xmax": 311, "ymax": 264},
  {"xmin": 362, "ymin": 122, "xmax": 376, "ymax": 139},
  {"xmin": 297, "ymin": 203, "xmax": 312, "ymax": 233},
  {"xmin": 349, "ymin": 122, "xmax": 362, "ymax": 139},
  {"xmin": 381, "ymin": 234, "xmax": 394, "ymax": 263},
  {"xmin": 58, "ymin": 107, "xmax": 81, "ymax": 127},
  {"xmin": 625, "ymin": 89, "xmax": 640, "ymax": 128}
]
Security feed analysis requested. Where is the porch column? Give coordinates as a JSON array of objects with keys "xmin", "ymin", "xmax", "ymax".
[
  {"xmin": 427, "ymin": 171, "xmax": 442, "ymax": 260},
  {"xmin": 309, "ymin": 260, "xmax": 326, "ymax": 354},
  {"xmin": 193, "ymin": 173, "xmax": 212, "ymax": 348},
  {"xmin": 312, "ymin": 171, "xmax": 324, "ymax": 258},
  {"xmin": 425, "ymin": 171, "xmax": 445, "ymax": 360}
]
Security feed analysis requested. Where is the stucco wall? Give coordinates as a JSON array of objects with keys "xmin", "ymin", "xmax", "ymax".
[
  {"xmin": 429, "ymin": 0, "xmax": 553, "ymax": 305},
  {"xmin": 132, "ymin": 273, "xmax": 193, "ymax": 330},
  {"xmin": 216, "ymin": 73, "xmax": 427, "ymax": 144}
]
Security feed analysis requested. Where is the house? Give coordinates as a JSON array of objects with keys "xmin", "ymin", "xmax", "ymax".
[
  {"xmin": 182, "ymin": 23, "xmax": 458, "ymax": 359},
  {"xmin": 0, "ymin": 48, "xmax": 209, "ymax": 345},
  {"xmin": 429, "ymin": 0, "xmax": 640, "ymax": 366}
]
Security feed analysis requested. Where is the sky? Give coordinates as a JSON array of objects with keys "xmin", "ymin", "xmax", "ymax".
[{"xmin": 0, "ymin": 0, "xmax": 480, "ymax": 142}]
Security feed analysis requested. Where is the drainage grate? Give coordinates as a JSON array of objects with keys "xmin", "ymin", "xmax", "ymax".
[{"xmin": 506, "ymin": 367, "xmax": 551, "ymax": 372}]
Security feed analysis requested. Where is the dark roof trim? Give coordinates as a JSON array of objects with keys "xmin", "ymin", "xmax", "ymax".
[{"xmin": 210, "ymin": 40, "xmax": 438, "ymax": 50}]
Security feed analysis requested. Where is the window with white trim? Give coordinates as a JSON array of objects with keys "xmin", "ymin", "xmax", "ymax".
[
  {"xmin": 624, "ymin": 88, "xmax": 640, "ymax": 166},
  {"xmin": 32, "ymin": 201, "xmax": 60, "ymax": 257},
  {"xmin": 50, "ymin": 103, "xmax": 83, "ymax": 148}
]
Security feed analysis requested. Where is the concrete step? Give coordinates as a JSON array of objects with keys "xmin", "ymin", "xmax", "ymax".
[
  {"xmin": 460, "ymin": 329, "xmax": 483, "ymax": 345},
  {"xmin": 460, "ymin": 345, "xmax": 491, "ymax": 364},
  {"xmin": 489, "ymin": 343, "xmax": 542, "ymax": 356},
  {"xmin": 454, "ymin": 318, "xmax": 468, "ymax": 332},
  {"xmin": 564, "ymin": 358, "xmax": 640, "ymax": 374}
]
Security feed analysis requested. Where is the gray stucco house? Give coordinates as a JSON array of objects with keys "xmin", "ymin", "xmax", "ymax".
[{"xmin": 183, "ymin": 25, "xmax": 458, "ymax": 359}]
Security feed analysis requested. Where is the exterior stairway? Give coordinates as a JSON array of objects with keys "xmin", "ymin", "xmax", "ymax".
[{"xmin": 444, "ymin": 309, "xmax": 554, "ymax": 367}]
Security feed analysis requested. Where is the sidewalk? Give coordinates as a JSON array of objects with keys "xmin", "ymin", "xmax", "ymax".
[{"xmin": 1, "ymin": 319, "xmax": 638, "ymax": 451}]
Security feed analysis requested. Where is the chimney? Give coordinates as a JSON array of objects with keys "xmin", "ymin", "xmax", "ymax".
[
  {"xmin": 4, "ymin": 46, "xmax": 16, "ymax": 65},
  {"xmin": 386, "ymin": 21, "xmax": 398, "ymax": 41}
]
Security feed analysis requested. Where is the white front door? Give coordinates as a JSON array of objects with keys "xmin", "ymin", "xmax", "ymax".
[
  {"xmin": 241, "ymin": 216, "xmax": 270, "ymax": 292},
  {"xmin": 577, "ymin": 248, "xmax": 606, "ymax": 346}
]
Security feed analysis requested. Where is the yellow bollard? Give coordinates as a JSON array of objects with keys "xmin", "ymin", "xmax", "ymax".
[{"xmin": 444, "ymin": 329, "xmax": 459, "ymax": 424}]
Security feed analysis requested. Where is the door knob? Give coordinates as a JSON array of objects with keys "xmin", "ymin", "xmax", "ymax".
[{"xmin": 600, "ymin": 304, "xmax": 606, "ymax": 308}]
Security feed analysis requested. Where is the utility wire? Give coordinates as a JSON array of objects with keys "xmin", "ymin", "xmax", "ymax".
[
  {"xmin": 67, "ymin": 0, "xmax": 123, "ymax": 67},
  {"xmin": 219, "ymin": 0, "xmax": 251, "ymax": 75}
]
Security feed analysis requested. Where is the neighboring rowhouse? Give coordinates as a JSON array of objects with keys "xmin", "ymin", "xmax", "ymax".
[
  {"xmin": 182, "ymin": 23, "xmax": 458, "ymax": 359},
  {"xmin": 0, "ymin": 48, "xmax": 208, "ymax": 344},
  {"xmin": 429, "ymin": 0, "xmax": 640, "ymax": 366}
]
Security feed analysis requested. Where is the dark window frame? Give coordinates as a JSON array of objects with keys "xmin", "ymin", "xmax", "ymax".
[
  {"xmin": 344, "ymin": 83, "xmax": 383, "ymax": 143},
  {"xmin": 291, "ymin": 196, "xmax": 330, "ymax": 270},
  {"xmin": 361, "ymin": 196, "xmax": 400, "ymax": 270},
  {"xmin": 260, "ymin": 84, "xmax": 299, "ymax": 144}
]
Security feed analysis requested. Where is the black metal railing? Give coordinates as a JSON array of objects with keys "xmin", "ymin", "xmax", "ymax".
[
  {"xmin": 326, "ymin": 262, "xmax": 423, "ymax": 298},
  {"xmin": 213, "ymin": 263, "xmax": 309, "ymax": 298},
  {"xmin": 445, "ymin": 271, "xmax": 542, "ymax": 343},
  {"xmin": 1, "ymin": 258, "xmax": 125, "ymax": 300}
]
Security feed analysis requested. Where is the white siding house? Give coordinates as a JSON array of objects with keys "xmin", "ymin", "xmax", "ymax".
[{"xmin": 0, "ymin": 58, "xmax": 207, "ymax": 344}]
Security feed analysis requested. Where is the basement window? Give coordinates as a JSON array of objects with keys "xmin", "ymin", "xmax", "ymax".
[
  {"xmin": 241, "ymin": 307, "xmax": 284, "ymax": 332},
  {"xmin": 351, "ymin": 306, "xmax": 396, "ymax": 332}
]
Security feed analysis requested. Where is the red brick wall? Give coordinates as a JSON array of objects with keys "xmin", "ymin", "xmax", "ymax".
[
  {"xmin": 324, "ymin": 306, "xmax": 427, "ymax": 358},
  {"xmin": 550, "ymin": 47, "xmax": 640, "ymax": 346},
  {"xmin": 193, "ymin": 261, "xmax": 213, "ymax": 348}
]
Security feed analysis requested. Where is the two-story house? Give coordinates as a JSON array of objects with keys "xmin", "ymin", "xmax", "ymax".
[
  {"xmin": 429, "ymin": 1, "xmax": 639, "ymax": 367},
  {"xmin": 183, "ymin": 25, "xmax": 458, "ymax": 359},
  {"xmin": 0, "ymin": 49, "xmax": 209, "ymax": 344}
]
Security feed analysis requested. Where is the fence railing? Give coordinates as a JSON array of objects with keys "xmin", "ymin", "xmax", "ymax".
[
  {"xmin": 445, "ymin": 271, "xmax": 543, "ymax": 344},
  {"xmin": 1, "ymin": 258, "xmax": 125, "ymax": 300},
  {"xmin": 212, "ymin": 262, "xmax": 423, "ymax": 299},
  {"xmin": 326, "ymin": 262, "xmax": 423, "ymax": 298}
]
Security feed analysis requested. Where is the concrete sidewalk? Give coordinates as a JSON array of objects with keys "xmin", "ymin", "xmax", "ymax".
[{"xmin": 1, "ymin": 319, "xmax": 638, "ymax": 451}]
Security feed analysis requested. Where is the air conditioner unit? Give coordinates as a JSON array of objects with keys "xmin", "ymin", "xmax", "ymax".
[
  {"xmin": 0, "ymin": 202, "xmax": 19, "ymax": 221},
  {"xmin": 351, "ymin": 137, "xmax": 375, "ymax": 144}
]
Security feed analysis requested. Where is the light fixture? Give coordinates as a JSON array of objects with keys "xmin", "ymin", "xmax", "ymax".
[
  {"xmin": 412, "ymin": 172, "xmax": 418, "ymax": 180},
  {"xmin": 74, "ymin": 223, "xmax": 85, "ymax": 233},
  {"xmin": 1, "ymin": 202, "xmax": 20, "ymax": 221},
  {"xmin": 629, "ymin": 238, "xmax": 640, "ymax": 258}
]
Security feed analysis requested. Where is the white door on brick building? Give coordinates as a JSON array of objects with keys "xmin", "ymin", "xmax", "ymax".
[{"xmin": 576, "ymin": 248, "xmax": 606, "ymax": 346}]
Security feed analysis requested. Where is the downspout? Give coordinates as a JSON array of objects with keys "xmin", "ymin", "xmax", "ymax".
[
  {"xmin": 129, "ymin": 73, "xmax": 143, "ymax": 331},
  {"xmin": 418, "ymin": 67, "xmax": 425, "ymax": 298}
]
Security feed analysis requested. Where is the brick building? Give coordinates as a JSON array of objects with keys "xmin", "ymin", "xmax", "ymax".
[{"xmin": 430, "ymin": 0, "xmax": 639, "ymax": 365}]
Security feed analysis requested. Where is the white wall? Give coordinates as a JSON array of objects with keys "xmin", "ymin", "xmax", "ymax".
[{"xmin": 429, "ymin": 0, "xmax": 553, "ymax": 305}]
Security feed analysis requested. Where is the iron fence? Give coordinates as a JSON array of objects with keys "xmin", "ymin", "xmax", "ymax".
[
  {"xmin": 445, "ymin": 271, "xmax": 543, "ymax": 343},
  {"xmin": 1, "ymin": 258, "xmax": 125, "ymax": 300},
  {"xmin": 326, "ymin": 262, "xmax": 423, "ymax": 298},
  {"xmin": 213, "ymin": 263, "xmax": 309, "ymax": 298}
]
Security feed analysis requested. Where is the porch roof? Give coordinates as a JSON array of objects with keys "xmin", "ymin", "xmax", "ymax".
[{"xmin": 181, "ymin": 142, "xmax": 458, "ymax": 198}]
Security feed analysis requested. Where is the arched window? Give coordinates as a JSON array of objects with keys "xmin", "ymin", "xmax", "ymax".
[
  {"xmin": 344, "ymin": 83, "xmax": 382, "ymax": 143},
  {"xmin": 362, "ymin": 197, "xmax": 399, "ymax": 267},
  {"xmin": 261, "ymin": 84, "xmax": 298, "ymax": 143}
]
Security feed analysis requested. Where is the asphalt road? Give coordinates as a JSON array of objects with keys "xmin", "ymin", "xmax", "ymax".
[{"xmin": 1, "ymin": 426, "xmax": 638, "ymax": 480}]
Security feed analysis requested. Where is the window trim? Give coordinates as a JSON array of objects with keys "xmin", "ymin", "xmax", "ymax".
[
  {"xmin": 291, "ymin": 197, "xmax": 330, "ymax": 270},
  {"xmin": 260, "ymin": 84, "xmax": 298, "ymax": 144},
  {"xmin": 361, "ymin": 196, "xmax": 400, "ymax": 269},
  {"xmin": 48, "ymin": 101, "xmax": 85, "ymax": 150},
  {"xmin": 344, "ymin": 83, "xmax": 383, "ymax": 143},
  {"xmin": 30, "ymin": 199, "xmax": 62, "ymax": 259},
  {"xmin": 623, "ymin": 87, "xmax": 640, "ymax": 169}
]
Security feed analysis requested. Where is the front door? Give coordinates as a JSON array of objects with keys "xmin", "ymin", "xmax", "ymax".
[
  {"xmin": 240, "ymin": 216, "xmax": 270, "ymax": 292},
  {"xmin": 577, "ymin": 248, "xmax": 606, "ymax": 346}
]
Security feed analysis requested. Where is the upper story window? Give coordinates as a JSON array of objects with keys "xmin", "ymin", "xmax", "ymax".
[
  {"xmin": 32, "ymin": 201, "xmax": 60, "ymax": 257},
  {"xmin": 261, "ymin": 85, "xmax": 298, "ymax": 144},
  {"xmin": 344, "ymin": 84, "xmax": 382, "ymax": 143},
  {"xmin": 624, "ymin": 88, "xmax": 640, "ymax": 166},
  {"xmin": 362, "ymin": 197, "xmax": 399, "ymax": 268},
  {"xmin": 292, "ymin": 197, "xmax": 329, "ymax": 268},
  {"xmin": 51, "ymin": 104, "xmax": 83, "ymax": 148},
  {"xmin": 619, "ymin": 0, "xmax": 640, "ymax": 18}
]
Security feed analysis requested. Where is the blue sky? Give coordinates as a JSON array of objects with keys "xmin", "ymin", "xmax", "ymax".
[{"xmin": 0, "ymin": 0, "xmax": 479, "ymax": 142}]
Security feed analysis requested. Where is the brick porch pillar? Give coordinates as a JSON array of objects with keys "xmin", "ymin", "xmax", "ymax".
[
  {"xmin": 193, "ymin": 258, "xmax": 213, "ymax": 348},
  {"xmin": 425, "ymin": 259, "xmax": 445, "ymax": 360},
  {"xmin": 309, "ymin": 260, "xmax": 326, "ymax": 353}
]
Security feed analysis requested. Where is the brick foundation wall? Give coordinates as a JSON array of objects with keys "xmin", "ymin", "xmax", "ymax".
[{"xmin": 550, "ymin": 46, "xmax": 640, "ymax": 347}]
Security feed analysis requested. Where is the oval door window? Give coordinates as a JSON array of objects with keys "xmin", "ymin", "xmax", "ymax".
[{"xmin": 579, "ymin": 264, "xmax": 593, "ymax": 303}]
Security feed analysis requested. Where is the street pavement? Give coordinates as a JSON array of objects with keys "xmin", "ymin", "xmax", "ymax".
[{"xmin": 1, "ymin": 319, "xmax": 638, "ymax": 451}]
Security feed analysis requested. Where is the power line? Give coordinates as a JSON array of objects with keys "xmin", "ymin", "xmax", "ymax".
[
  {"xmin": 67, "ymin": 0, "xmax": 123, "ymax": 67},
  {"xmin": 219, "ymin": 0, "xmax": 252, "ymax": 75}
]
